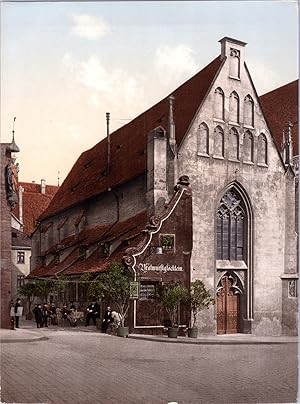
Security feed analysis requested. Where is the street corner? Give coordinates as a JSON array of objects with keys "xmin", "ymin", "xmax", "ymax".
[{"xmin": 0, "ymin": 328, "xmax": 48, "ymax": 343}]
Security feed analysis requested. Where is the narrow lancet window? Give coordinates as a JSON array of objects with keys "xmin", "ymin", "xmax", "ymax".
[
  {"xmin": 229, "ymin": 127, "xmax": 239, "ymax": 160},
  {"xmin": 215, "ymin": 88, "xmax": 225, "ymax": 121},
  {"xmin": 243, "ymin": 131, "xmax": 254, "ymax": 163},
  {"xmin": 244, "ymin": 95, "xmax": 254, "ymax": 127},
  {"xmin": 198, "ymin": 123, "xmax": 209, "ymax": 155},
  {"xmin": 229, "ymin": 91, "xmax": 239, "ymax": 123},
  {"xmin": 230, "ymin": 48, "xmax": 240, "ymax": 78},
  {"xmin": 258, "ymin": 133, "xmax": 268, "ymax": 165},
  {"xmin": 214, "ymin": 126, "xmax": 224, "ymax": 158}
]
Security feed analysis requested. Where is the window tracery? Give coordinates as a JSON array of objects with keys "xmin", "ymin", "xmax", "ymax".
[{"xmin": 217, "ymin": 189, "xmax": 246, "ymax": 261}]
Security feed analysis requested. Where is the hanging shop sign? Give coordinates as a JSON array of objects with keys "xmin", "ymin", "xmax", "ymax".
[
  {"xmin": 138, "ymin": 263, "xmax": 183, "ymax": 273},
  {"xmin": 130, "ymin": 281, "xmax": 139, "ymax": 299}
]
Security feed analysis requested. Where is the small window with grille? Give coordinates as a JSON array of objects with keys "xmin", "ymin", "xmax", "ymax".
[
  {"xmin": 17, "ymin": 275, "xmax": 25, "ymax": 288},
  {"xmin": 17, "ymin": 251, "xmax": 25, "ymax": 264}
]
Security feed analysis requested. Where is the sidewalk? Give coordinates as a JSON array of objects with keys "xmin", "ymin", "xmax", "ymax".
[
  {"xmin": 0, "ymin": 327, "xmax": 48, "ymax": 343},
  {"xmin": 129, "ymin": 333, "xmax": 298, "ymax": 345},
  {"xmin": 1, "ymin": 320, "xmax": 298, "ymax": 344}
]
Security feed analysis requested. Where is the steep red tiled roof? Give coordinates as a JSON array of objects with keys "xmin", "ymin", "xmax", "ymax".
[
  {"xmin": 40, "ymin": 56, "xmax": 223, "ymax": 220},
  {"xmin": 260, "ymin": 80, "xmax": 298, "ymax": 156},
  {"xmin": 29, "ymin": 210, "xmax": 147, "ymax": 278},
  {"xmin": 12, "ymin": 182, "xmax": 59, "ymax": 236},
  {"xmin": 45, "ymin": 210, "xmax": 147, "ymax": 255}
]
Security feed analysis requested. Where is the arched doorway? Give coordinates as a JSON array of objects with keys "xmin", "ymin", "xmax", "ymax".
[
  {"xmin": 216, "ymin": 184, "xmax": 253, "ymax": 334},
  {"xmin": 217, "ymin": 272, "xmax": 243, "ymax": 334}
]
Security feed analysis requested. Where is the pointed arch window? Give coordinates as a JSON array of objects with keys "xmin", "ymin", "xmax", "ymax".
[
  {"xmin": 229, "ymin": 91, "xmax": 239, "ymax": 123},
  {"xmin": 229, "ymin": 127, "xmax": 239, "ymax": 161},
  {"xmin": 230, "ymin": 48, "xmax": 240, "ymax": 78},
  {"xmin": 217, "ymin": 189, "xmax": 246, "ymax": 261},
  {"xmin": 198, "ymin": 122, "xmax": 209, "ymax": 155},
  {"xmin": 214, "ymin": 126, "xmax": 224, "ymax": 158},
  {"xmin": 257, "ymin": 133, "xmax": 268, "ymax": 165},
  {"xmin": 243, "ymin": 131, "xmax": 254, "ymax": 163},
  {"xmin": 215, "ymin": 88, "xmax": 225, "ymax": 121},
  {"xmin": 244, "ymin": 95, "xmax": 254, "ymax": 127}
]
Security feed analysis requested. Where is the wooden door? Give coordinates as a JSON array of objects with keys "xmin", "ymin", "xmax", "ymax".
[{"xmin": 217, "ymin": 275, "xmax": 240, "ymax": 334}]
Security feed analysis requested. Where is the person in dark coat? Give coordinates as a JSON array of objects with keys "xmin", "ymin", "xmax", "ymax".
[
  {"xmin": 49, "ymin": 303, "xmax": 58, "ymax": 325},
  {"xmin": 101, "ymin": 306, "xmax": 112, "ymax": 333},
  {"xmin": 14, "ymin": 298, "xmax": 22, "ymax": 328},
  {"xmin": 41, "ymin": 303, "xmax": 49, "ymax": 327},
  {"xmin": 85, "ymin": 301, "xmax": 100, "ymax": 326},
  {"xmin": 33, "ymin": 304, "xmax": 43, "ymax": 328},
  {"xmin": 61, "ymin": 304, "xmax": 70, "ymax": 319}
]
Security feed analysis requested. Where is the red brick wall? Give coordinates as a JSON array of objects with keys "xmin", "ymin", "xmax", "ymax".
[{"xmin": 0, "ymin": 145, "xmax": 13, "ymax": 328}]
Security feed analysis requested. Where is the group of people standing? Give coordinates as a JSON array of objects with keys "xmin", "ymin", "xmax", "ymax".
[
  {"xmin": 12, "ymin": 298, "xmax": 120, "ymax": 332},
  {"xmin": 32, "ymin": 302, "xmax": 78, "ymax": 328}
]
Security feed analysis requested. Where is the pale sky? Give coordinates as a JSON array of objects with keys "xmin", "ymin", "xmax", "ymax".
[{"xmin": 0, "ymin": 1, "xmax": 298, "ymax": 185}]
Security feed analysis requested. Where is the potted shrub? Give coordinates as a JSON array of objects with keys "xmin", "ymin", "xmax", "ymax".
[
  {"xmin": 188, "ymin": 280, "xmax": 214, "ymax": 338},
  {"xmin": 157, "ymin": 282, "xmax": 188, "ymax": 338},
  {"xmin": 88, "ymin": 262, "xmax": 132, "ymax": 337}
]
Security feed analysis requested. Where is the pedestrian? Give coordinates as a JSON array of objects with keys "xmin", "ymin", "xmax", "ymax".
[
  {"xmin": 61, "ymin": 303, "xmax": 70, "ymax": 327},
  {"xmin": 49, "ymin": 303, "xmax": 58, "ymax": 325},
  {"xmin": 101, "ymin": 306, "xmax": 112, "ymax": 333},
  {"xmin": 33, "ymin": 304, "xmax": 43, "ymax": 328},
  {"xmin": 42, "ymin": 303, "xmax": 49, "ymax": 327},
  {"xmin": 110, "ymin": 311, "xmax": 121, "ymax": 334},
  {"xmin": 85, "ymin": 300, "xmax": 100, "ymax": 326},
  {"xmin": 14, "ymin": 298, "xmax": 22, "ymax": 328}
]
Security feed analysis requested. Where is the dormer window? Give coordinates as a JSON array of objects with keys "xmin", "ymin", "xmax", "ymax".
[
  {"xmin": 99, "ymin": 242, "xmax": 110, "ymax": 258},
  {"xmin": 54, "ymin": 252, "xmax": 60, "ymax": 265},
  {"xmin": 79, "ymin": 246, "xmax": 86, "ymax": 260}
]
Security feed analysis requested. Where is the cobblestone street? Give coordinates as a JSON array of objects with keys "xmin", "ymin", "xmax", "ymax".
[{"xmin": 1, "ymin": 327, "xmax": 298, "ymax": 404}]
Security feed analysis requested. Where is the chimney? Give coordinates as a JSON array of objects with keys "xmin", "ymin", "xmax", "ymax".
[
  {"xmin": 41, "ymin": 179, "xmax": 46, "ymax": 194},
  {"xmin": 106, "ymin": 112, "xmax": 110, "ymax": 175},
  {"xmin": 146, "ymin": 126, "xmax": 168, "ymax": 216},
  {"xmin": 167, "ymin": 95, "xmax": 177, "ymax": 195}
]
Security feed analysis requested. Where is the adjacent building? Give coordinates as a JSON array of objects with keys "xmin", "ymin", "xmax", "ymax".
[
  {"xmin": 0, "ymin": 134, "xmax": 20, "ymax": 328},
  {"xmin": 11, "ymin": 181, "xmax": 59, "ymax": 298},
  {"xmin": 29, "ymin": 37, "xmax": 298, "ymax": 336}
]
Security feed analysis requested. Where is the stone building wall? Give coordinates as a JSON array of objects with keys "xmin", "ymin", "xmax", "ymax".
[
  {"xmin": 0, "ymin": 144, "xmax": 13, "ymax": 328},
  {"xmin": 177, "ymin": 38, "xmax": 297, "ymax": 335}
]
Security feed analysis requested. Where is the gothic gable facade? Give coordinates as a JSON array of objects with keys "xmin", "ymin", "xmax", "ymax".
[{"xmin": 30, "ymin": 37, "xmax": 298, "ymax": 336}]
